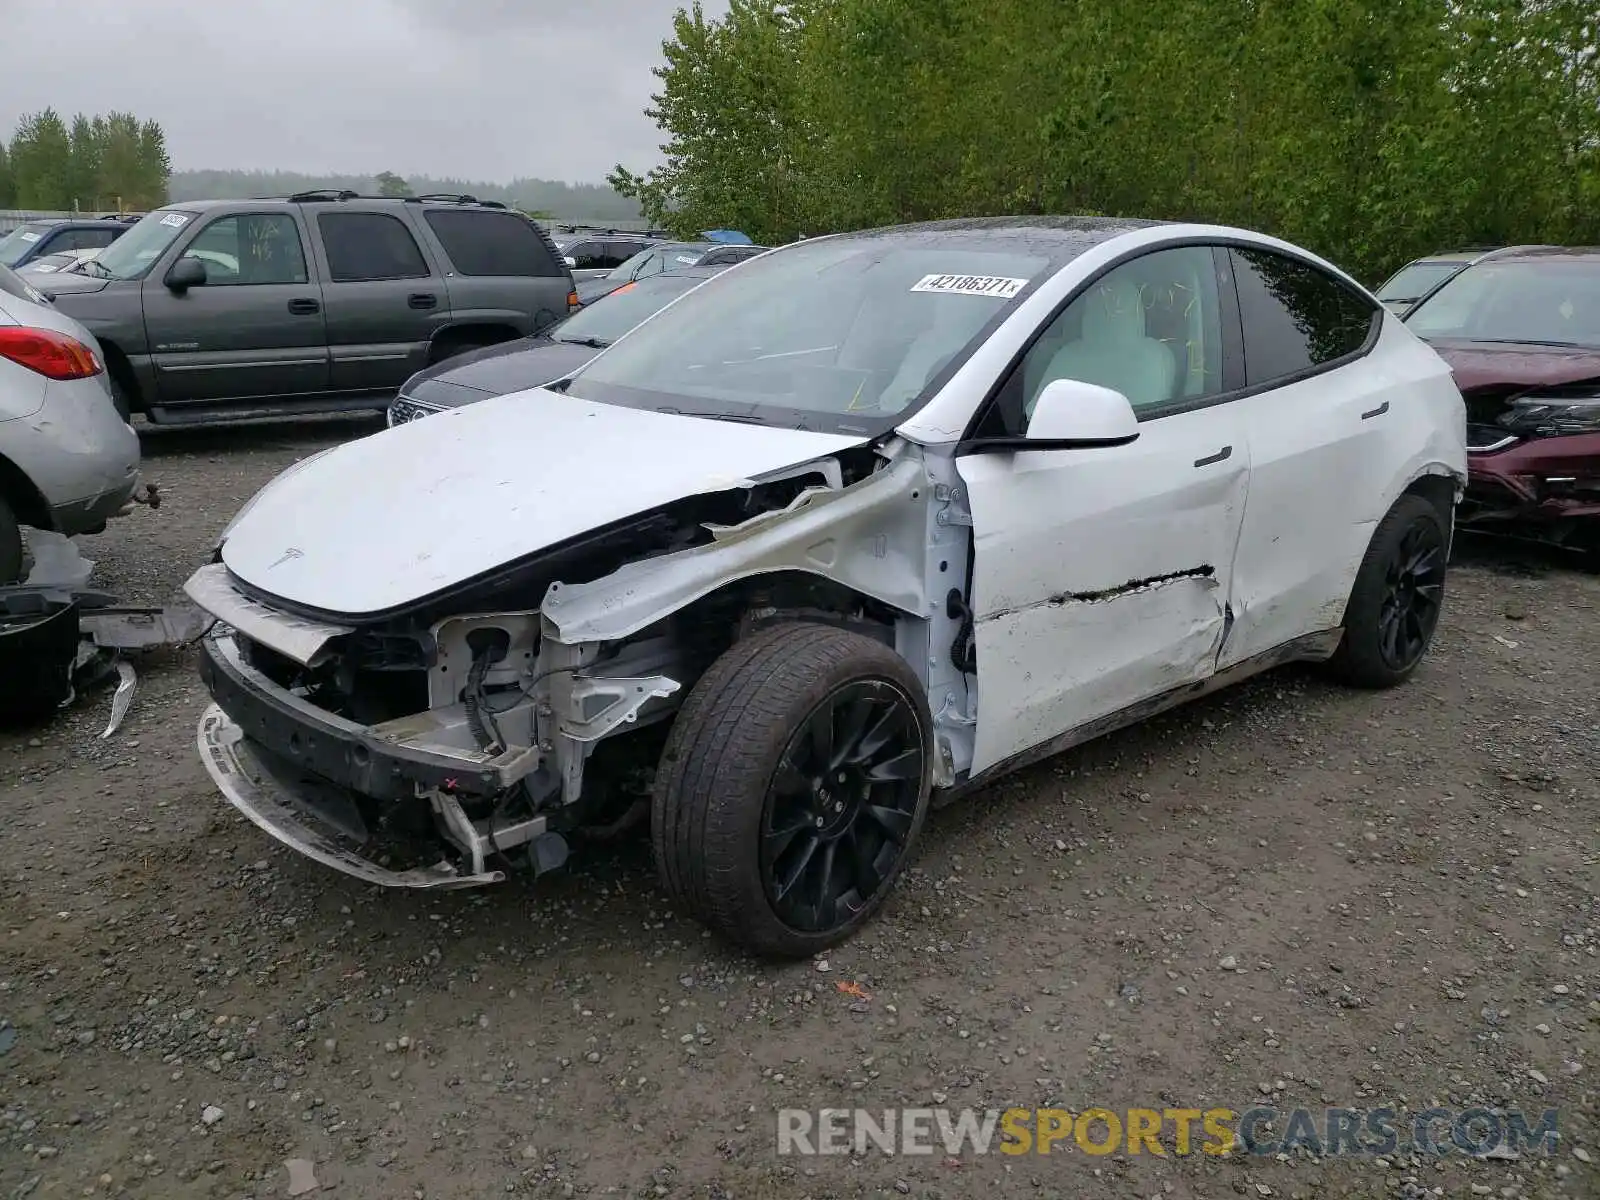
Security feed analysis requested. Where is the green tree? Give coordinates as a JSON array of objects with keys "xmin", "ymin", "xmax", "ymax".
[
  {"xmin": 10, "ymin": 109, "xmax": 73, "ymax": 209},
  {"xmin": 375, "ymin": 170, "xmax": 413, "ymax": 197},
  {"xmin": 609, "ymin": 0, "xmax": 814, "ymax": 240},
  {"xmin": 134, "ymin": 119, "xmax": 171, "ymax": 208},
  {"xmin": 0, "ymin": 140, "xmax": 14, "ymax": 207},
  {"xmin": 617, "ymin": 0, "xmax": 1600, "ymax": 281},
  {"xmin": 65, "ymin": 113, "xmax": 101, "ymax": 210}
]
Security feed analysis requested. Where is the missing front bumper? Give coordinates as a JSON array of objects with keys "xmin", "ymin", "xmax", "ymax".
[{"xmin": 197, "ymin": 704, "xmax": 508, "ymax": 889}]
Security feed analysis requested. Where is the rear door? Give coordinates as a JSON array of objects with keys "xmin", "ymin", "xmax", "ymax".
[
  {"xmin": 1214, "ymin": 245, "xmax": 1394, "ymax": 667},
  {"xmin": 141, "ymin": 209, "xmax": 330, "ymax": 404},
  {"xmin": 421, "ymin": 208, "xmax": 572, "ymax": 335},
  {"xmin": 309, "ymin": 207, "xmax": 446, "ymax": 395}
]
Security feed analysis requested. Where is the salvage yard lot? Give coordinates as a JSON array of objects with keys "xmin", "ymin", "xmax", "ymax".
[{"xmin": 2, "ymin": 420, "xmax": 1598, "ymax": 1199}]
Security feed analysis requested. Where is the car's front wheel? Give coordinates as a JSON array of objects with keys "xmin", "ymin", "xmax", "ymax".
[
  {"xmin": 652, "ymin": 622, "xmax": 934, "ymax": 958},
  {"xmin": 1326, "ymin": 494, "xmax": 1449, "ymax": 688}
]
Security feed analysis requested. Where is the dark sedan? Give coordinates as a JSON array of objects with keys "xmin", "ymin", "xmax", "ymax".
[
  {"xmin": 0, "ymin": 217, "xmax": 134, "ymax": 269},
  {"xmin": 388, "ymin": 266, "xmax": 727, "ymax": 424},
  {"xmin": 1403, "ymin": 246, "xmax": 1600, "ymax": 548}
]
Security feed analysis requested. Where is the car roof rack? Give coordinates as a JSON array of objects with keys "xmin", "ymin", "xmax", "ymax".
[
  {"xmin": 287, "ymin": 189, "xmax": 362, "ymax": 202},
  {"xmin": 407, "ymin": 193, "xmax": 506, "ymax": 209}
]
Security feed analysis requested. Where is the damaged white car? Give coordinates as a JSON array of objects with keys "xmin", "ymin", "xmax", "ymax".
[{"xmin": 186, "ymin": 217, "xmax": 1466, "ymax": 957}]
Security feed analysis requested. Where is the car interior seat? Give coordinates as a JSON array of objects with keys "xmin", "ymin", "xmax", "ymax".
[{"xmin": 1037, "ymin": 278, "xmax": 1176, "ymax": 411}]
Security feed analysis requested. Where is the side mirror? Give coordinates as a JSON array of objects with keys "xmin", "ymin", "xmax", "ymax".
[
  {"xmin": 165, "ymin": 256, "xmax": 207, "ymax": 292},
  {"xmin": 1025, "ymin": 378, "xmax": 1141, "ymax": 446}
]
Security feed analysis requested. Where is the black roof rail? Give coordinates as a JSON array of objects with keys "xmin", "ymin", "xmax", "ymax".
[{"xmin": 287, "ymin": 189, "xmax": 360, "ymax": 203}]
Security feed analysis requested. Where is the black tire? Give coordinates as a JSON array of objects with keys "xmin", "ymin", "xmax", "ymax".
[
  {"xmin": 1325, "ymin": 494, "xmax": 1449, "ymax": 689},
  {"xmin": 0, "ymin": 495, "xmax": 23, "ymax": 584},
  {"xmin": 652, "ymin": 622, "xmax": 934, "ymax": 958}
]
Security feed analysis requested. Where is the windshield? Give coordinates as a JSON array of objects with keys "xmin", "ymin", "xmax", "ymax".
[
  {"xmin": 85, "ymin": 209, "xmax": 197, "ymax": 280},
  {"xmin": 564, "ymin": 236, "xmax": 1050, "ymax": 432},
  {"xmin": 0, "ymin": 224, "xmax": 53, "ymax": 267},
  {"xmin": 553, "ymin": 274, "xmax": 704, "ymax": 346},
  {"xmin": 1405, "ymin": 259, "xmax": 1600, "ymax": 348},
  {"xmin": 1376, "ymin": 261, "xmax": 1461, "ymax": 303}
]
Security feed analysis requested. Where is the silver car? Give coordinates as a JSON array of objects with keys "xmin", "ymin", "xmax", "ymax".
[{"xmin": 0, "ymin": 264, "xmax": 141, "ymax": 582}]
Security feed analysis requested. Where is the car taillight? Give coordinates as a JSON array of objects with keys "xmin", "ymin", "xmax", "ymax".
[
  {"xmin": 0, "ymin": 327, "xmax": 104, "ymax": 380},
  {"xmin": 567, "ymin": 290, "xmax": 580, "ymax": 309}
]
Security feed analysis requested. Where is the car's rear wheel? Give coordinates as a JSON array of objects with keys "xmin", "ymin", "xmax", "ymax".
[
  {"xmin": 1326, "ymin": 494, "xmax": 1449, "ymax": 688},
  {"xmin": 652, "ymin": 622, "xmax": 933, "ymax": 958},
  {"xmin": 0, "ymin": 496, "xmax": 23, "ymax": 584}
]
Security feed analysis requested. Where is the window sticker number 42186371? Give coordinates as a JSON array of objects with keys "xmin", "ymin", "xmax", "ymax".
[{"xmin": 910, "ymin": 273, "xmax": 1030, "ymax": 298}]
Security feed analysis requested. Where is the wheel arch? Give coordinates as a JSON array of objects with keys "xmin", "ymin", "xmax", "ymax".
[
  {"xmin": 97, "ymin": 337, "xmax": 143, "ymax": 414},
  {"xmin": 425, "ymin": 322, "xmax": 523, "ymax": 365},
  {"xmin": 0, "ymin": 449, "xmax": 56, "ymax": 531},
  {"xmin": 540, "ymin": 454, "xmax": 934, "ymax": 648}
]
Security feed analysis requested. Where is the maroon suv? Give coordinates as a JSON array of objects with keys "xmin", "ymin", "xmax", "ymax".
[{"xmin": 1403, "ymin": 247, "xmax": 1600, "ymax": 547}]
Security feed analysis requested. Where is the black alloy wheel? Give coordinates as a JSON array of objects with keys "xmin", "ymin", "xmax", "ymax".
[
  {"xmin": 760, "ymin": 680, "xmax": 925, "ymax": 934},
  {"xmin": 1376, "ymin": 518, "xmax": 1446, "ymax": 671},
  {"xmin": 1327, "ymin": 494, "xmax": 1450, "ymax": 688}
]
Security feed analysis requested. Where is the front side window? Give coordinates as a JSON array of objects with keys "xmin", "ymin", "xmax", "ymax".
[
  {"xmin": 1231, "ymin": 247, "xmax": 1379, "ymax": 385},
  {"xmin": 318, "ymin": 212, "xmax": 429, "ymax": 282},
  {"xmin": 565, "ymin": 236, "xmax": 1050, "ymax": 432},
  {"xmin": 1015, "ymin": 245, "xmax": 1226, "ymax": 421},
  {"xmin": 181, "ymin": 214, "xmax": 308, "ymax": 286},
  {"xmin": 566, "ymin": 240, "xmax": 606, "ymax": 269},
  {"xmin": 54, "ymin": 228, "xmax": 117, "ymax": 252},
  {"xmin": 1404, "ymin": 259, "xmax": 1600, "ymax": 349}
]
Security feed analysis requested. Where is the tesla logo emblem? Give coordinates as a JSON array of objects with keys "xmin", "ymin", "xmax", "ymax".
[{"xmin": 266, "ymin": 547, "xmax": 304, "ymax": 570}]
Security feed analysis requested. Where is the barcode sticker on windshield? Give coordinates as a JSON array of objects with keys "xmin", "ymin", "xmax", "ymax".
[
  {"xmin": 911, "ymin": 273, "xmax": 1029, "ymax": 298},
  {"xmin": 18, "ymin": 231, "xmax": 39, "ymax": 242},
  {"xmin": 159, "ymin": 212, "xmax": 189, "ymax": 228}
]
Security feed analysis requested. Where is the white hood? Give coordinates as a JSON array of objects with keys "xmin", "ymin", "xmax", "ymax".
[{"xmin": 220, "ymin": 388, "xmax": 867, "ymax": 616}]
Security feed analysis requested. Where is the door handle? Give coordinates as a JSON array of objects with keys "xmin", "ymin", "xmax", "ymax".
[
  {"xmin": 408, "ymin": 293, "xmax": 438, "ymax": 310},
  {"xmin": 286, "ymin": 298, "xmax": 320, "ymax": 315},
  {"xmin": 1193, "ymin": 445, "xmax": 1233, "ymax": 468},
  {"xmin": 1361, "ymin": 400, "xmax": 1390, "ymax": 420}
]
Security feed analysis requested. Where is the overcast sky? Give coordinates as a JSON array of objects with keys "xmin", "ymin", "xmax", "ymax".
[{"xmin": 0, "ymin": 0, "xmax": 722, "ymax": 183}]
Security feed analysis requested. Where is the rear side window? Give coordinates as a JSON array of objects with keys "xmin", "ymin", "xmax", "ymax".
[
  {"xmin": 318, "ymin": 212, "xmax": 430, "ymax": 282},
  {"xmin": 423, "ymin": 210, "xmax": 562, "ymax": 277},
  {"xmin": 1230, "ymin": 247, "xmax": 1380, "ymax": 386}
]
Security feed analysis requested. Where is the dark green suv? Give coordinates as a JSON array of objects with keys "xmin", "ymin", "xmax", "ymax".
[{"xmin": 36, "ymin": 192, "xmax": 578, "ymax": 424}]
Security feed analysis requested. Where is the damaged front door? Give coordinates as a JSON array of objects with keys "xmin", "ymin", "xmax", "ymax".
[{"xmin": 954, "ymin": 243, "xmax": 1249, "ymax": 774}]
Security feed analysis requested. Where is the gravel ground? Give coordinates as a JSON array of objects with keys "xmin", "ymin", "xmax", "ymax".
[{"xmin": 2, "ymin": 420, "xmax": 1598, "ymax": 1200}]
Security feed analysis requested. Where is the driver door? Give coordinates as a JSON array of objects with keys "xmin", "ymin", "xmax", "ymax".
[{"xmin": 955, "ymin": 244, "xmax": 1251, "ymax": 774}]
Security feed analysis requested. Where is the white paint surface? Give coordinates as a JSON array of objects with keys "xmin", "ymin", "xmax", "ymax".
[
  {"xmin": 958, "ymin": 403, "xmax": 1251, "ymax": 774},
  {"xmin": 220, "ymin": 388, "xmax": 866, "ymax": 616}
]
